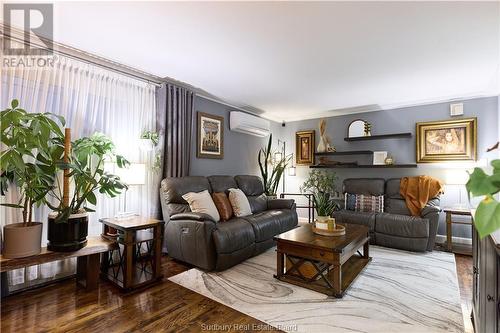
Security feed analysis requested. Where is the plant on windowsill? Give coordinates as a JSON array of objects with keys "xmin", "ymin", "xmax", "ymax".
[
  {"xmin": 300, "ymin": 169, "xmax": 340, "ymax": 222},
  {"xmin": 466, "ymin": 143, "xmax": 500, "ymax": 239},
  {"xmin": 46, "ymin": 132, "xmax": 130, "ymax": 252},
  {"xmin": 0, "ymin": 99, "xmax": 65, "ymax": 258},
  {"xmin": 258, "ymin": 134, "xmax": 291, "ymax": 197}
]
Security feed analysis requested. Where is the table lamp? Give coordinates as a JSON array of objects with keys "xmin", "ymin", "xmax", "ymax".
[{"xmin": 114, "ymin": 163, "xmax": 146, "ymax": 218}]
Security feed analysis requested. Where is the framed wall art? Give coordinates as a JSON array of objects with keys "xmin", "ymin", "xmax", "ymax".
[
  {"xmin": 416, "ymin": 117, "xmax": 477, "ymax": 163},
  {"xmin": 295, "ymin": 130, "xmax": 315, "ymax": 165},
  {"xmin": 197, "ymin": 112, "xmax": 224, "ymax": 159}
]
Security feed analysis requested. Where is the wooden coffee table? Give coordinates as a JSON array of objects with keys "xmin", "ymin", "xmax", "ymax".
[{"xmin": 274, "ymin": 223, "xmax": 371, "ymax": 298}]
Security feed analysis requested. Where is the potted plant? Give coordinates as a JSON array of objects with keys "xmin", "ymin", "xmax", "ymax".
[
  {"xmin": 0, "ymin": 99, "xmax": 65, "ymax": 258},
  {"xmin": 258, "ymin": 134, "xmax": 291, "ymax": 197},
  {"xmin": 300, "ymin": 169, "xmax": 340, "ymax": 223},
  {"xmin": 46, "ymin": 132, "xmax": 129, "ymax": 251},
  {"xmin": 466, "ymin": 144, "xmax": 500, "ymax": 238}
]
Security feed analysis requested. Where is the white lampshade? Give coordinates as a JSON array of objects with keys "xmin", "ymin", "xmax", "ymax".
[
  {"xmin": 288, "ymin": 166, "xmax": 296, "ymax": 176},
  {"xmin": 115, "ymin": 163, "xmax": 146, "ymax": 186}
]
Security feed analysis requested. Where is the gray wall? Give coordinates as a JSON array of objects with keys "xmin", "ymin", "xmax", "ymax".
[
  {"xmin": 282, "ymin": 96, "xmax": 499, "ymax": 239},
  {"xmin": 190, "ymin": 96, "xmax": 283, "ymax": 176}
]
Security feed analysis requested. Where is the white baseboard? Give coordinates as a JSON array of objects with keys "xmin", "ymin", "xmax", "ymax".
[{"xmin": 435, "ymin": 234, "xmax": 472, "ymax": 245}]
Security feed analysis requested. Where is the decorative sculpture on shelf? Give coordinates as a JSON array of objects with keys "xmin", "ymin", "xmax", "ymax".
[
  {"xmin": 317, "ymin": 119, "xmax": 336, "ymax": 153},
  {"xmin": 364, "ymin": 121, "xmax": 372, "ymax": 136}
]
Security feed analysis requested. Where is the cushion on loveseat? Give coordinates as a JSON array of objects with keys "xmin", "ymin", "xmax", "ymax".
[
  {"xmin": 343, "ymin": 178, "xmax": 385, "ymax": 196},
  {"xmin": 375, "ymin": 213, "xmax": 429, "ymax": 238},
  {"xmin": 207, "ymin": 175, "xmax": 238, "ymax": 194},
  {"xmin": 161, "ymin": 176, "xmax": 212, "ymax": 215},
  {"xmin": 242, "ymin": 209, "xmax": 296, "ymax": 242},
  {"xmin": 212, "ymin": 218, "xmax": 255, "ymax": 254},
  {"xmin": 333, "ymin": 210, "xmax": 376, "ymax": 232}
]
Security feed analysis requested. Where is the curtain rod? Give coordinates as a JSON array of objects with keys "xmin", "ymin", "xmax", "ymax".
[{"xmin": 1, "ymin": 23, "xmax": 163, "ymax": 86}]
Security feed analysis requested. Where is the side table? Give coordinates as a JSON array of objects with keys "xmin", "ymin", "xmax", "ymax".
[
  {"xmin": 443, "ymin": 207, "xmax": 473, "ymax": 256},
  {"xmin": 99, "ymin": 216, "xmax": 164, "ymax": 291}
]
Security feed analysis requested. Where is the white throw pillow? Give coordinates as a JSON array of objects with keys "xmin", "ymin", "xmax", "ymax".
[
  {"xmin": 182, "ymin": 190, "xmax": 220, "ymax": 222},
  {"xmin": 228, "ymin": 188, "xmax": 252, "ymax": 217}
]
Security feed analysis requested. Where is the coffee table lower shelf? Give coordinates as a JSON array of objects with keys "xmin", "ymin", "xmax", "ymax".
[{"xmin": 274, "ymin": 254, "xmax": 371, "ymax": 298}]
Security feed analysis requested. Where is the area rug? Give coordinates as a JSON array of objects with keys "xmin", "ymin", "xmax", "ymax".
[{"xmin": 169, "ymin": 246, "xmax": 464, "ymax": 333}]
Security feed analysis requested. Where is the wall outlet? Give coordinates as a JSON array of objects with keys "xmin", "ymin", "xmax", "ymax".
[{"xmin": 450, "ymin": 103, "xmax": 464, "ymax": 116}]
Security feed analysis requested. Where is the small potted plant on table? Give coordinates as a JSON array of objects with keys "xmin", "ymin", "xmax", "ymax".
[
  {"xmin": 46, "ymin": 132, "xmax": 129, "ymax": 251},
  {"xmin": 301, "ymin": 169, "xmax": 340, "ymax": 231},
  {"xmin": 1, "ymin": 99, "xmax": 65, "ymax": 258}
]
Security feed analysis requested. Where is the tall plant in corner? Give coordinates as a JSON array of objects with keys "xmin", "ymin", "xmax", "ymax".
[
  {"xmin": 466, "ymin": 143, "xmax": 500, "ymax": 238},
  {"xmin": 0, "ymin": 99, "xmax": 65, "ymax": 258},
  {"xmin": 258, "ymin": 134, "xmax": 291, "ymax": 196}
]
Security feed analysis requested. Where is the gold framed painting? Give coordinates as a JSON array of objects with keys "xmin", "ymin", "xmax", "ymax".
[
  {"xmin": 416, "ymin": 118, "xmax": 477, "ymax": 163},
  {"xmin": 197, "ymin": 112, "xmax": 224, "ymax": 159},
  {"xmin": 296, "ymin": 130, "xmax": 315, "ymax": 165}
]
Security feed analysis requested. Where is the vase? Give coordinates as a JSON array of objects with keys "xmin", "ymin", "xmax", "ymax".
[
  {"xmin": 3, "ymin": 222, "xmax": 43, "ymax": 258},
  {"xmin": 47, "ymin": 212, "xmax": 89, "ymax": 252},
  {"xmin": 317, "ymin": 137, "xmax": 327, "ymax": 153}
]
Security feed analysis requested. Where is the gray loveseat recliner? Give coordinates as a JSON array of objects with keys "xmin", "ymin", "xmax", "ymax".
[
  {"xmin": 333, "ymin": 178, "xmax": 441, "ymax": 252},
  {"xmin": 160, "ymin": 175, "xmax": 298, "ymax": 271}
]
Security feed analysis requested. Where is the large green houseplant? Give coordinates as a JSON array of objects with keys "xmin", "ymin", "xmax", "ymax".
[
  {"xmin": 1, "ymin": 99, "xmax": 65, "ymax": 258},
  {"xmin": 300, "ymin": 169, "xmax": 340, "ymax": 221},
  {"xmin": 466, "ymin": 148, "xmax": 500, "ymax": 239},
  {"xmin": 46, "ymin": 132, "xmax": 129, "ymax": 251},
  {"xmin": 258, "ymin": 134, "xmax": 291, "ymax": 196}
]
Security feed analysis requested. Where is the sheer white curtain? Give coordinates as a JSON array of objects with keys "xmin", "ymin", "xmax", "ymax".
[{"xmin": 1, "ymin": 50, "xmax": 158, "ymax": 290}]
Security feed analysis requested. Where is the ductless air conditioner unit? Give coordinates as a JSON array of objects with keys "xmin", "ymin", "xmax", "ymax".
[{"xmin": 230, "ymin": 111, "xmax": 271, "ymax": 137}]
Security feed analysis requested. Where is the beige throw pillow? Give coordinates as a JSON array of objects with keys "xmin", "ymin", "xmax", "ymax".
[
  {"xmin": 228, "ymin": 188, "xmax": 252, "ymax": 217},
  {"xmin": 182, "ymin": 190, "xmax": 220, "ymax": 222}
]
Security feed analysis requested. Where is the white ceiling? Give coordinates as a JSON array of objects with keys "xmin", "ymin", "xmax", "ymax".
[{"xmin": 9, "ymin": 1, "xmax": 500, "ymax": 121}]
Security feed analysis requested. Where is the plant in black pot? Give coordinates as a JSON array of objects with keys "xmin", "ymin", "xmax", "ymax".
[
  {"xmin": 46, "ymin": 131, "xmax": 129, "ymax": 251},
  {"xmin": 1, "ymin": 99, "xmax": 65, "ymax": 258}
]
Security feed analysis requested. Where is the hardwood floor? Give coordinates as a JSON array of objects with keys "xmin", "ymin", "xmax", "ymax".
[
  {"xmin": 1, "ymin": 253, "xmax": 473, "ymax": 333},
  {"xmin": 455, "ymin": 254, "xmax": 474, "ymax": 333}
]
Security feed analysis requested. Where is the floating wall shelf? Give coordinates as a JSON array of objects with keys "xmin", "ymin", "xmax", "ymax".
[
  {"xmin": 315, "ymin": 150, "xmax": 373, "ymax": 156},
  {"xmin": 310, "ymin": 164, "xmax": 418, "ymax": 169},
  {"xmin": 344, "ymin": 132, "xmax": 412, "ymax": 141}
]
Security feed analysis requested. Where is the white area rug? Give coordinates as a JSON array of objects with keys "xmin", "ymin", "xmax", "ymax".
[{"xmin": 169, "ymin": 246, "xmax": 464, "ymax": 333}]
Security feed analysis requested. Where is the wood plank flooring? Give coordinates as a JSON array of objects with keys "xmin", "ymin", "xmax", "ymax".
[{"xmin": 1, "ymin": 253, "xmax": 473, "ymax": 333}]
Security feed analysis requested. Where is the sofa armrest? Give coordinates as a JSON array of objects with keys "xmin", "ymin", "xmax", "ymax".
[
  {"xmin": 267, "ymin": 198, "xmax": 296, "ymax": 210},
  {"xmin": 170, "ymin": 212, "xmax": 217, "ymax": 222},
  {"xmin": 421, "ymin": 197, "xmax": 441, "ymax": 251},
  {"xmin": 164, "ymin": 218, "xmax": 217, "ymax": 270}
]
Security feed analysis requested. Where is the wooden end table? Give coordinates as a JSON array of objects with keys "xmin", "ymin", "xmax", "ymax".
[
  {"xmin": 444, "ymin": 207, "xmax": 473, "ymax": 256},
  {"xmin": 99, "ymin": 216, "xmax": 164, "ymax": 291},
  {"xmin": 274, "ymin": 223, "xmax": 371, "ymax": 298}
]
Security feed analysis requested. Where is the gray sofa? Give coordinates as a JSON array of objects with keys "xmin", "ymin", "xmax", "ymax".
[
  {"xmin": 160, "ymin": 175, "xmax": 298, "ymax": 271},
  {"xmin": 333, "ymin": 178, "xmax": 441, "ymax": 252}
]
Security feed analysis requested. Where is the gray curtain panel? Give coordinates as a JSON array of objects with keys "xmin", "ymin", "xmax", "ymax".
[{"xmin": 157, "ymin": 83, "xmax": 195, "ymax": 178}]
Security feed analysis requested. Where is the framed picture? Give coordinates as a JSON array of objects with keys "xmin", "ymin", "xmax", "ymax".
[
  {"xmin": 373, "ymin": 151, "xmax": 388, "ymax": 165},
  {"xmin": 295, "ymin": 130, "xmax": 315, "ymax": 165},
  {"xmin": 416, "ymin": 117, "xmax": 477, "ymax": 163},
  {"xmin": 197, "ymin": 112, "xmax": 224, "ymax": 159}
]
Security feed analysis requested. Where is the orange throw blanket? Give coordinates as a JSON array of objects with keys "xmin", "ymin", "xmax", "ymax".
[{"xmin": 400, "ymin": 176, "xmax": 443, "ymax": 216}]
